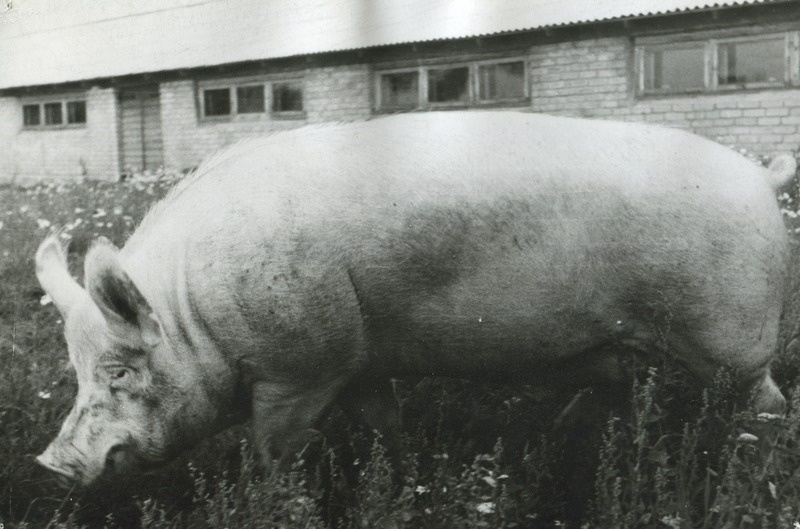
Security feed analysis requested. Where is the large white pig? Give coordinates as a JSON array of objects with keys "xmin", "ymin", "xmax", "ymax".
[{"xmin": 35, "ymin": 111, "xmax": 795, "ymax": 486}]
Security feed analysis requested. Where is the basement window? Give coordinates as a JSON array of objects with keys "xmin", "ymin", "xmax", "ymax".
[
  {"xmin": 376, "ymin": 57, "xmax": 528, "ymax": 112},
  {"xmin": 22, "ymin": 99, "xmax": 87, "ymax": 128},
  {"xmin": 636, "ymin": 31, "xmax": 799, "ymax": 95},
  {"xmin": 200, "ymin": 78, "xmax": 304, "ymax": 120}
]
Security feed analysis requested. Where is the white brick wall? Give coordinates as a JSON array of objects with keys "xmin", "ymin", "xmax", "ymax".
[
  {"xmin": 529, "ymin": 37, "xmax": 800, "ymax": 156},
  {"xmin": 0, "ymin": 87, "xmax": 119, "ymax": 184}
]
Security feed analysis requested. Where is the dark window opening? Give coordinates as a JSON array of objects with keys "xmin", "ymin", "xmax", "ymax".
[
  {"xmin": 44, "ymin": 102, "xmax": 63, "ymax": 125},
  {"xmin": 204, "ymin": 88, "xmax": 231, "ymax": 116},
  {"xmin": 23, "ymin": 104, "xmax": 40, "ymax": 126},
  {"xmin": 380, "ymin": 72, "xmax": 419, "ymax": 109},
  {"xmin": 236, "ymin": 85, "xmax": 265, "ymax": 113},
  {"xmin": 67, "ymin": 101, "xmax": 87, "ymax": 124},
  {"xmin": 479, "ymin": 61, "xmax": 526, "ymax": 100},
  {"xmin": 428, "ymin": 66, "xmax": 469, "ymax": 103},
  {"xmin": 272, "ymin": 82, "xmax": 303, "ymax": 112}
]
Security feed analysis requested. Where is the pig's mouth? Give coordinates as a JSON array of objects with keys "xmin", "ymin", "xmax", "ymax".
[{"xmin": 101, "ymin": 441, "xmax": 172, "ymax": 480}]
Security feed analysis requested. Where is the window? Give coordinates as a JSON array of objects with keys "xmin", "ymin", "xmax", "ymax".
[
  {"xmin": 637, "ymin": 31, "xmax": 799, "ymax": 95},
  {"xmin": 200, "ymin": 78, "xmax": 304, "ymax": 119},
  {"xmin": 428, "ymin": 66, "xmax": 469, "ymax": 104},
  {"xmin": 643, "ymin": 45, "xmax": 706, "ymax": 92},
  {"xmin": 479, "ymin": 61, "xmax": 526, "ymax": 101},
  {"xmin": 203, "ymin": 88, "xmax": 232, "ymax": 116},
  {"xmin": 44, "ymin": 103, "xmax": 63, "ymax": 125},
  {"xmin": 66, "ymin": 101, "xmax": 87, "ymax": 124},
  {"xmin": 272, "ymin": 82, "xmax": 303, "ymax": 113},
  {"xmin": 23, "ymin": 105, "xmax": 40, "ymax": 126},
  {"xmin": 380, "ymin": 71, "xmax": 419, "ymax": 109},
  {"xmin": 22, "ymin": 99, "xmax": 87, "ymax": 128},
  {"xmin": 236, "ymin": 85, "xmax": 265, "ymax": 113},
  {"xmin": 376, "ymin": 58, "xmax": 528, "ymax": 111},
  {"xmin": 718, "ymin": 37, "xmax": 785, "ymax": 85}
]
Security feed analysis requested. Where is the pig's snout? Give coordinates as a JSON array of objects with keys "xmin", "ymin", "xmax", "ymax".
[{"xmin": 36, "ymin": 452, "xmax": 77, "ymax": 489}]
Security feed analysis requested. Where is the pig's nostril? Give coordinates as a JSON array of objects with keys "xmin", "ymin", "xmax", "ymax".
[{"xmin": 105, "ymin": 445, "xmax": 128, "ymax": 474}]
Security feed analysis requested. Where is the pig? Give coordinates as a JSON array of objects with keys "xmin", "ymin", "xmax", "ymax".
[{"xmin": 35, "ymin": 111, "xmax": 796, "ymax": 487}]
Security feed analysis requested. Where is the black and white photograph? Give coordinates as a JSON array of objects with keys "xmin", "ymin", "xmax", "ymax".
[{"xmin": 1, "ymin": 1, "xmax": 800, "ymax": 527}]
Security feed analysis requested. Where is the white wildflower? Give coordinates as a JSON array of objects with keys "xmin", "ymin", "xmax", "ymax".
[
  {"xmin": 415, "ymin": 485, "xmax": 430, "ymax": 494},
  {"xmin": 92, "ymin": 208, "xmax": 107, "ymax": 218},
  {"xmin": 661, "ymin": 515, "xmax": 682, "ymax": 529},
  {"xmin": 74, "ymin": 207, "xmax": 85, "ymax": 214},
  {"xmin": 113, "ymin": 206, "xmax": 123, "ymax": 215},
  {"xmin": 20, "ymin": 205, "xmax": 29, "ymax": 213},
  {"xmin": 476, "ymin": 502, "xmax": 495, "ymax": 514},
  {"xmin": 40, "ymin": 294, "xmax": 53, "ymax": 306},
  {"xmin": 38, "ymin": 391, "xmax": 52, "ymax": 400},
  {"xmin": 36, "ymin": 219, "xmax": 51, "ymax": 229},
  {"xmin": 737, "ymin": 433, "xmax": 759, "ymax": 443}
]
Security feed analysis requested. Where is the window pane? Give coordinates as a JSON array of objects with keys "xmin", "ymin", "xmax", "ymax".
[
  {"xmin": 479, "ymin": 61, "xmax": 525, "ymax": 100},
  {"xmin": 236, "ymin": 85, "xmax": 265, "ymax": 113},
  {"xmin": 23, "ymin": 104, "xmax": 40, "ymax": 126},
  {"xmin": 204, "ymin": 88, "xmax": 231, "ymax": 116},
  {"xmin": 380, "ymin": 71, "xmax": 419, "ymax": 108},
  {"xmin": 428, "ymin": 66, "xmax": 469, "ymax": 103},
  {"xmin": 718, "ymin": 38, "xmax": 784, "ymax": 85},
  {"xmin": 67, "ymin": 101, "xmax": 86, "ymax": 124},
  {"xmin": 272, "ymin": 82, "xmax": 303, "ymax": 112},
  {"xmin": 644, "ymin": 46, "xmax": 705, "ymax": 91},
  {"xmin": 44, "ymin": 102, "xmax": 63, "ymax": 125}
]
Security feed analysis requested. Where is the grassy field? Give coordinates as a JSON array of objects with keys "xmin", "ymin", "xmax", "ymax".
[{"xmin": 3, "ymin": 169, "xmax": 800, "ymax": 528}]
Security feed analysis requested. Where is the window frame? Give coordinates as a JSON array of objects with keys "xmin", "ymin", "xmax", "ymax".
[
  {"xmin": 198, "ymin": 76, "xmax": 305, "ymax": 122},
  {"xmin": 21, "ymin": 97, "xmax": 88, "ymax": 130},
  {"xmin": 635, "ymin": 30, "xmax": 800, "ymax": 96},
  {"xmin": 374, "ymin": 56, "xmax": 529, "ymax": 112}
]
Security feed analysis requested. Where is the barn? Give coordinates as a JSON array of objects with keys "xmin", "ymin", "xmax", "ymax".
[{"xmin": 0, "ymin": 0, "xmax": 798, "ymax": 183}]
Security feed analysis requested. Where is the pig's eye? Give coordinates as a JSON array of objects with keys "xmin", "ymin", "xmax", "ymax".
[{"xmin": 106, "ymin": 366, "xmax": 132, "ymax": 387}]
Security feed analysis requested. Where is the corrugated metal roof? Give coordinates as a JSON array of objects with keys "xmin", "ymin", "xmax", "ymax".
[{"xmin": 0, "ymin": 0, "xmax": 788, "ymax": 90}]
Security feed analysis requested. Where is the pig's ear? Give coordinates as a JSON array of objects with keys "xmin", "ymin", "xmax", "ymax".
[
  {"xmin": 35, "ymin": 234, "xmax": 89, "ymax": 318},
  {"xmin": 84, "ymin": 238, "xmax": 161, "ymax": 348}
]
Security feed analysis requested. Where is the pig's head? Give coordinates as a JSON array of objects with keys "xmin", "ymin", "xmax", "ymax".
[{"xmin": 34, "ymin": 235, "xmax": 210, "ymax": 487}]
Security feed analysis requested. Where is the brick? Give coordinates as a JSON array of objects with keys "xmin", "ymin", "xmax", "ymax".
[
  {"xmin": 719, "ymin": 109, "xmax": 742, "ymax": 118},
  {"xmin": 765, "ymin": 107, "xmax": 791, "ymax": 117}
]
